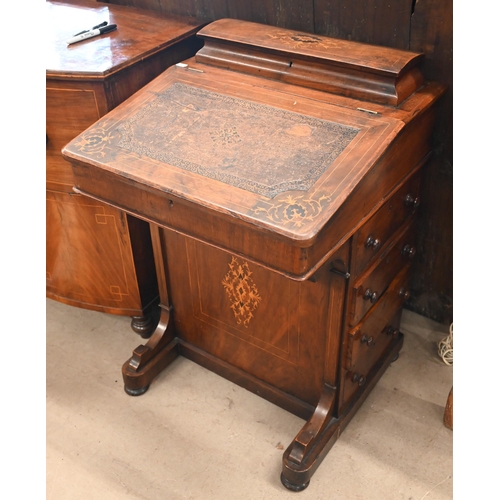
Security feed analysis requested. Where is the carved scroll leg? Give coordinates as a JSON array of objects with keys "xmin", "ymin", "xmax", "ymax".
[
  {"xmin": 122, "ymin": 305, "xmax": 178, "ymax": 396},
  {"xmin": 281, "ymin": 335, "xmax": 405, "ymax": 491},
  {"xmin": 281, "ymin": 384, "xmax": 338, "ymax": 491},
  {"xmin": 123, "ymin": 223, "xmax": 178, "ymax": 395}
]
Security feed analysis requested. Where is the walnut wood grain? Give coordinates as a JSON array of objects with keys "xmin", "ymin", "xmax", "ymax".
[
  {"xmin": 350, "ymin": 168, "xmax": 422, "ymax": 277},
  {"xmin": 46, "ymin": 0, "xmax": 203, "ymax": 79},
  {"xmin": 340, "ymin": 267, "xmax": 411, "ymax": 411}
]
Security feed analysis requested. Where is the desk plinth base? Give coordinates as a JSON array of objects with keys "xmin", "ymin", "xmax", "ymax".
[{"xmin": 122, "ymin": 301, "xmax": 403, "ymax": 491}]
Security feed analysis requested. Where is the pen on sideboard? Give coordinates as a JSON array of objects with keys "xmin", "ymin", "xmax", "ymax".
[
  {"xmin": 73, "ymin": 21, "xmax": 108, "ymax": 36},
  {"xmin": 66, "ymin": 24, "xmax": 117, "ymax": 45}
]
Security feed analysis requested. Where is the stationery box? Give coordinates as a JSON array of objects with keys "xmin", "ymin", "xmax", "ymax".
[{"xmin": 62, "ymin": 19, "xmax": 446, "ymax": 490}]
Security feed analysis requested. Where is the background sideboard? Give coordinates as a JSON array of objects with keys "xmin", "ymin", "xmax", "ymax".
[{"xmin": 46, "ymin": 0, "xmax": 204, "ymax": 335}]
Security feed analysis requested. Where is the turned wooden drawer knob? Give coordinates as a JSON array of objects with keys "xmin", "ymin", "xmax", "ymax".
[
  {"xmin": 352, "ymin": 373, "xmax": 366, "ymax": 386},
  {"xmin": 365, "ymin": 234, "xmax": 381, "ymax": 250},
  {"xmin": 398, "ymin": 287, "xmax": 410, "ymax": 300},
  {"xmin": 363, "ymin": 288, "xmax": 378, "ymax": 303},
  {"xmin": 386, "ymin": 326, "xmax": 399, "ymax": 337},
  {"xmin": 401, "ymin": 244, "xmax": 416, "ymax": 258},
  {"xmin": 405, "ymin": 194, "xmax": 421, "ymax": 209},
  {"xmin": 361, "ymin": 334, "xmax": 375, "ymax": 347}
]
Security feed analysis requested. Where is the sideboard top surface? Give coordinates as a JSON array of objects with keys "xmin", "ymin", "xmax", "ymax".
[{"xmin": 46, "ymin": 0, "xmax": 203, "ymax": 78}]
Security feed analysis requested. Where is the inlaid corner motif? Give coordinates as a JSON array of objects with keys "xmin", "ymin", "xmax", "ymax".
[
  {"xmin": 252, "ymin": 192, "xmax": 332, "ymax": 228},
  {"xmin": 72, "ymin": 125, "xmax": 118, "ymax": 159},
  {"xmin": 267, "ymin": 32, "xmax": 342, "ymax": 51},
  {"xmin": 222, "ymin": 257, "xmax": 262, "ymax": 328}
]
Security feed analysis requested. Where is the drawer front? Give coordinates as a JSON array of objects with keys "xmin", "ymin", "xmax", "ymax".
[
  {"xmin": 339, "ymin": 264, "xmax": 412, "ymax": 412},
  {"xmin": 344, "ymin": 264, "xmax": 411, "ymax": 372},
  {"xmin": 46, "ymin": 86, "xmax": 102, "ymax": 192},
  {"xmin": 350, "ymin": 168, "xmax": 421, "ymax": 277},
  {"xmin": 349, "ymin": 219, "xmax": 416, "ymax": 326},
  {"xmin": 340, "ymin": 309, "xmax": 402, "ymax": 410}
]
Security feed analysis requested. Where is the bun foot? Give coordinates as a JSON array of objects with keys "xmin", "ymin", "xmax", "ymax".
[
  {"xmin": 124, "ymin": 384, "xmax": 150, "ymax": 396},
  {"xmin": 131, "ymin": 315, "xmax": 156, "ymax": 339},
  {"xmin": 280, "ymin": 473, "xmax": 310, "ymax": 492}
]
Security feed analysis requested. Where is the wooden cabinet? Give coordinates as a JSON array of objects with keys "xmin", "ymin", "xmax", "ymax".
[
  {"xmin": 62, "ymin": 19, "xmax": 446, "ymax": 490},
  {"xmin": 46, "ymin": 0, "xmax": 204, "ymax": 335}
]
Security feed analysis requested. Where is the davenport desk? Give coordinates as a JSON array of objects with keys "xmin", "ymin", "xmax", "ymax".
[
  {"xmin": 62, "ymin": 19, "xmax": 446, "ymax": 491},
  {"xmin": 46, "ymin": 0, "xmax": 204, "ymax": 335}
]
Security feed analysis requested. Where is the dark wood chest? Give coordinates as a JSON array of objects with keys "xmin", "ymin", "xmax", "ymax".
[{"xmin": 62, "ymin": 18, "xmax": 446, "ymax": 490}]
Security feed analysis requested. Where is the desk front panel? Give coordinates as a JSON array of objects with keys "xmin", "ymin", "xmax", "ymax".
[{"xmin": 161, "ymin": 227, "xmax": 348, "ymax": 407}]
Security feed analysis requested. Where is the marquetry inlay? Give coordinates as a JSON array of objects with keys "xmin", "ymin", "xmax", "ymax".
[
  {"xmin": 252, "ymin": 192, "xmax": 332, "ymax": 228},
  {"xmin": 222, "ymin": 257, "xmax": 262, "ymax": 327},
  {"xmin": 73, "ymin": 125, "xmax": 117, "ymax": 158}
]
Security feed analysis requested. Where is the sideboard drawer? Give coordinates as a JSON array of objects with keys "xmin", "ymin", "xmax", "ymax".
[
  {"xmin": 46, "ymin": 86, "xmax": 102, "ymax": 192},
  {"xmin": 350, "ymin": 168, "xmax": 421, "ymax": 277},
  {"xmin": 349, "ymin": 219, "xmax": 416, "ymax": 326}
]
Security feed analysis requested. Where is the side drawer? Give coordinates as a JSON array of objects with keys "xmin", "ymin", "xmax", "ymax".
[
  {"xmin": 343, "ymin": 264, "xmax": 411, "ymax": 372},
  {"xmin": 349, "ymin": 218, "xmax": 416, "ymax": 327},
  {"xmin": 339, "ymin": 265, "xmax": 410, "ymax": 411},
  {"xmin": 350, "ymin": 168, "xmax": 421, "ymax": 277},
  {"xmin": 340, "ymin": 310, "xmax": 402, "ymax": 411}
]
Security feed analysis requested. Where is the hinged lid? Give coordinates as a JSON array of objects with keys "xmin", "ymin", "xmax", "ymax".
[
  {"xmin": 196, "ymin": 19, "xmax": 424, "ymax": 106},
  {"xmin": 62, "ymin": 65, "xmax": 403, "ymax": 245}
]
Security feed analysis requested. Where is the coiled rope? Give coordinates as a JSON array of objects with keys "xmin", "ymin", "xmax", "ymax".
[{"xmin": 437, "ymin": 323, "xmax": 453, "ymax": 366}]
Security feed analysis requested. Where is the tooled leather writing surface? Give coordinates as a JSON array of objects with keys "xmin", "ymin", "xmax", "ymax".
[{"xmin": 117, "ymin": 83, "xmax": 360, "ymax": 198}]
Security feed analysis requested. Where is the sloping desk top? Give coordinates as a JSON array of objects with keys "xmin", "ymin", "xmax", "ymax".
[{"xmin": 63, "ymin": 19, "xmax": 445, "ymax": 280}]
